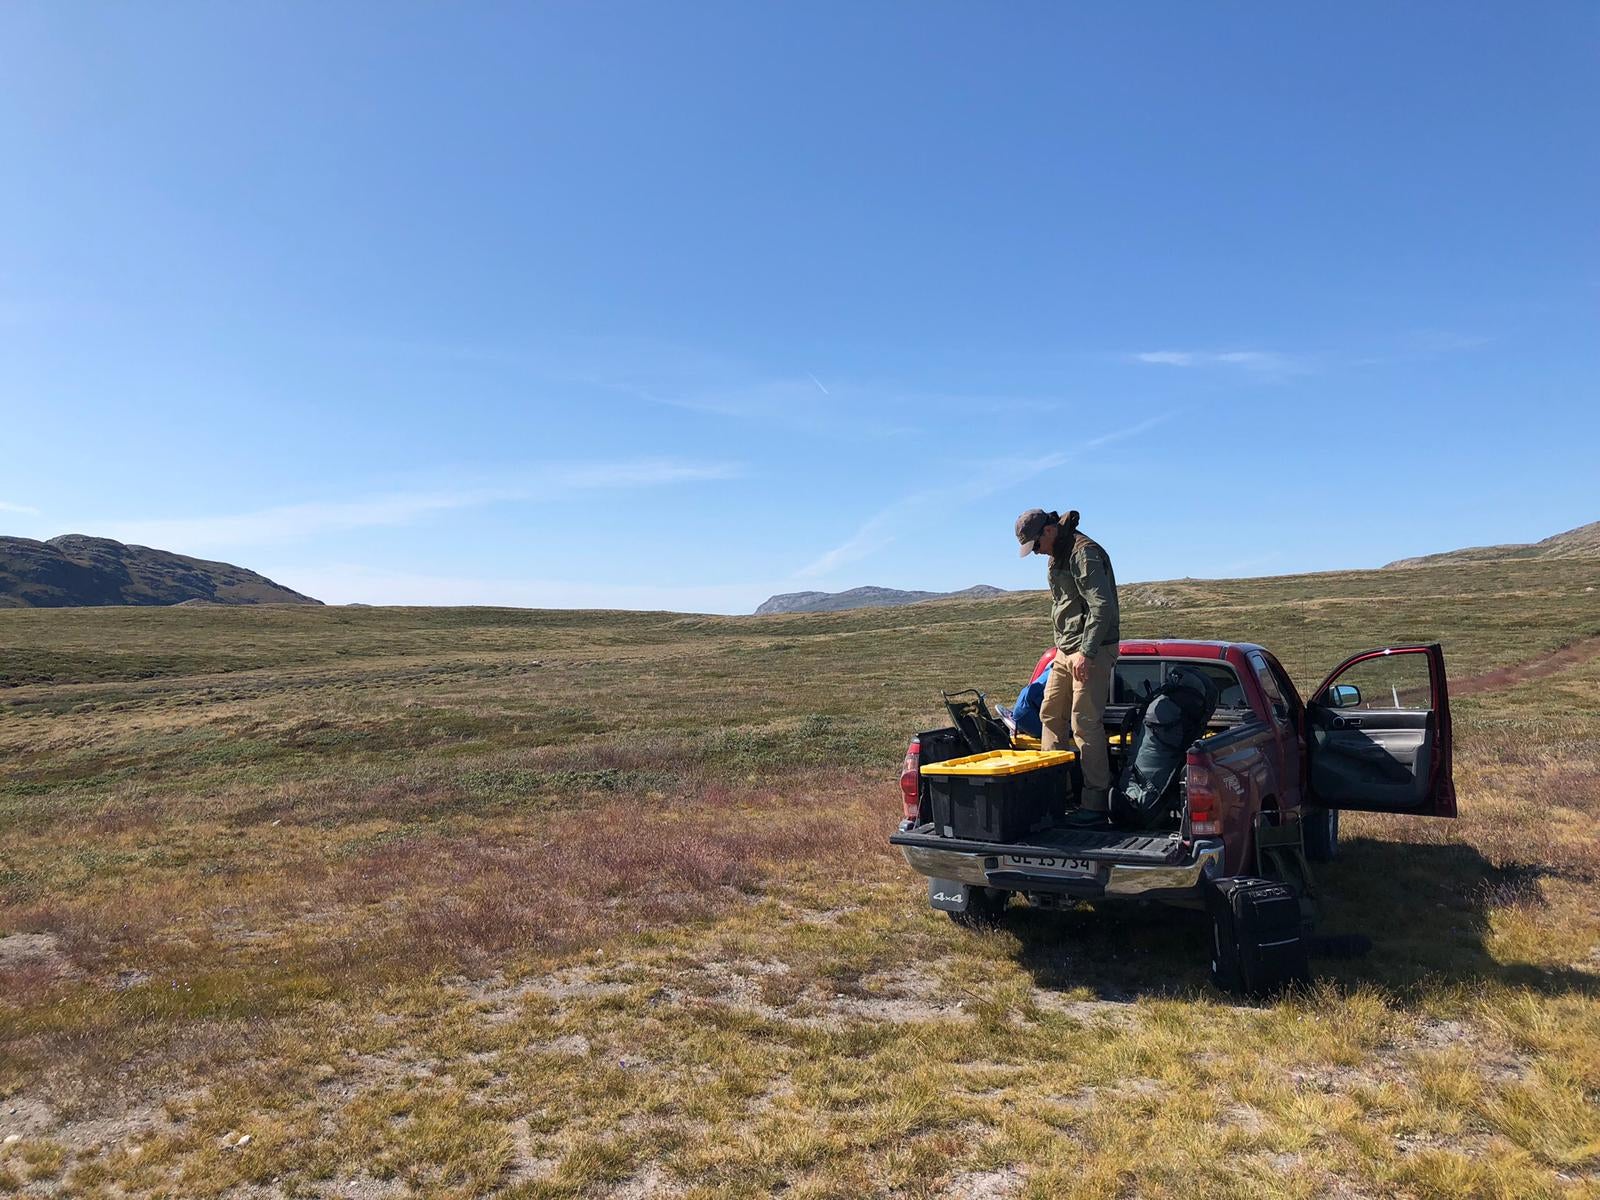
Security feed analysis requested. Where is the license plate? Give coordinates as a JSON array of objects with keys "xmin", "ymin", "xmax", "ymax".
[{"xmin": 1002, "ymin": 854, "xmax": 1097, "ymax": 878}]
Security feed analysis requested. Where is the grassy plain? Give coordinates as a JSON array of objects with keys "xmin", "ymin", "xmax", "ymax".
[{"xmin": 1, "ymin": 557, "xmax": 1597, "ymax": 1198}]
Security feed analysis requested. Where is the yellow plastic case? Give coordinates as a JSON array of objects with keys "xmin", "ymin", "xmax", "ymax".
[
  {"xmin": 920, "ymin": 748, "xmax": 1077, "ymax": 777},
  {"xmin": 1011, "ymin": 731, "xmax": 1175, "ymax": 752}
]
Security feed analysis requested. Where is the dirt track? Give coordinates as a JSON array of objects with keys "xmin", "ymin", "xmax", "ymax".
[{"xmin": 1452, "ymin": 633, "xmax": 1600, "ymax": 696}]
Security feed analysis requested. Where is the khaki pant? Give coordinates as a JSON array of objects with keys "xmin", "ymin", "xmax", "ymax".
[{"xmin": 1040, "ymin": 645, "xmax": 1118, "ymax": 794}]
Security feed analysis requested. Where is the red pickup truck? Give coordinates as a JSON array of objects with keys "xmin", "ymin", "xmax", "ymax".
[{"xmin": 890, "ymin": 640, "xmax": 1455, "ymax": 923}]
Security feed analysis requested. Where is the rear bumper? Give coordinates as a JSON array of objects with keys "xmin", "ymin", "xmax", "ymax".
[{"xmin": 893, "ymin": 832, "xmax": 1227, "ymax": 906}]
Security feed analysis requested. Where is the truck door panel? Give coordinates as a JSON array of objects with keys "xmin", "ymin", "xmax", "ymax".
[
  {"xmin": 1308, "ymin": 709, "xmax": 1433, "ymax": 803},
  {"xmin": 1304, "ymin": 644, "xmax": 1456, "ymax": 818}
]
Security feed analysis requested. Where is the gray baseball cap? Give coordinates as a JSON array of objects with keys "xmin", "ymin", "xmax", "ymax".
[{"xmin": 1015, "ymin": 508, "xmax": 1053, "ymax": 556}]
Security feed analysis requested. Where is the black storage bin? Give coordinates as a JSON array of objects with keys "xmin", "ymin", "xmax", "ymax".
[{"xmin": 925, "ymin": 756, "xmax": 1071, "ymax": 842}]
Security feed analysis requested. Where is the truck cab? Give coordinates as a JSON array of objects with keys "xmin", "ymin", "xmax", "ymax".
[{"xmin": 891, "ymin": 640, "xmax": 1455, "ymax": 920}]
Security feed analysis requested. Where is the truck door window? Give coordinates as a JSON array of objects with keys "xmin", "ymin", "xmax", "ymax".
[
  {"xmin": 1316, "ymin": 651, "xmax": 1433, "ymax": 710},
  {"xmin": 1262, "ymin": 653, "xmax": 1302, "ymax": 720},
  {"xmin": 1248, "ymin": 652, "xmax": 1290, "ymax": 722}
]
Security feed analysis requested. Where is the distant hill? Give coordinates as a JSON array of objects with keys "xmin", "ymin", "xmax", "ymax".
[
  {"xmin": 755, "ymin": 584, "xmax": 1006, "ymax": 615},
  {"xmin": 1384, "ymin": 520, "xmax": 1600, "ymax": 569},
  {"xmin": 0, "ymin": 535, "xmax": 321, "ymax": 608}
]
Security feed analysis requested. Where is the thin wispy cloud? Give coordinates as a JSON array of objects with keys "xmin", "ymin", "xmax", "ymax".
[
  {"xmin": 1352, "ymin": 331, "xmax": 1493, "ymax": 367},
  {"xmin": 1084, "ymin": 413, "xmax": 1171, "ymax": 449},
  {"xmin": 258, "ymin": 563, "xmax": 767, "ymax": 614},
  {"xmin": 104, "ymin": 490, "xmax": 511, "ymax": 552},
  {"xmin": 1403, "ymin": 331, "xmax": 1491, "ymax": 355},
  {"xmin": 371, "ymin": 335, "xmax": 1100, "ymax": 440},
  {"xmin": 623, "ymin": 377, "xmax": 827, "ymax": 423},
  {"xmin": 1130, "ymin": 349, "xmax": 1307, "ymax": 375},
  {"xmin": 794, "ymin": 512, "xmax": 901, "ymax": 579},
  {"xmin": 545, "ymin": 460, "xmax": 743, "ymax": 489},
  {"xmin": 794, "ymin": 414, "xmax": 1173, "ymax": 580},
  {"xmin": 795, "ymin": 468, "xmax": 1057, "ymax": 581},
  {"xmin": 614, "ymin": 374, "xmax": 1085, "ymax": 442},
  {"xmin": 94, "ymin": 460, "xmax": 741, "ymax": 553},
  {"xmin": 1133, "ymin": 336, "xmax": 1487, "ymax": 375},
  {"xmin": 0, "ymin": 501, "xmax": 39, "ymax": 515}
]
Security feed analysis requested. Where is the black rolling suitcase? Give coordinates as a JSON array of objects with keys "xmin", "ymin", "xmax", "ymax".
[{"xmin": 1206, "ymin": 877, "xmax": 1311, "ymax": 999}]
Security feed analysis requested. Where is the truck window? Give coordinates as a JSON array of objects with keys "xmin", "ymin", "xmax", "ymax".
[
  {"xmin": 1318, "ymin": 651, "xmax": 1433, "ymax": 710},
  {"xmin": 1113, "ymin": 659, "xmax": 1246, "ymax": 709},
  {"xmin": 1248, "ymin": 651, "xmax": 1290, "ymax": 721},
  {"xmin": 1114, "ymin": 660, "xmax": 1162, "ymax": 703},
  {"xmin": 1172, "ymin": 661, "xmax": 1246, "ymax": 709}
]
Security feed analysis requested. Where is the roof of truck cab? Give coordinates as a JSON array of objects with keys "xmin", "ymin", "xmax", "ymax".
[{"xmin": 1118, "ymin": 639, "xmax": 1267, "ymax": 659}]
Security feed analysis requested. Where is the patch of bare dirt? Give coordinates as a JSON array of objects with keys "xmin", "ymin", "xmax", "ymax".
[
  {"xmin": 824, "ymin": 965, "xmax": 963, "ymax": 1025},
  {"xmin": 1406, "ymin": 1017, "xmax": 1531, "ymax": 1085},
  {"xmin": 523, "ymin": 955, "xmax": 969, "ymax": 1029},
  {"xmin": 500, "ymin": 1117, "xmax": 557, "ymax": 1189},
  {"xmin": 0, "ymin": 1097, "xmax": 55, "ymax": 1138},
  {"xmin": 1453, "ymin": 635, "xmax": 1600, "ymax": 696},
  {"xmin": 1284, "ymin": 1064, "xmax": 1385, "ymax": 1094},
  {"xmin": 769, "ymin": 900, "xmax": 863, "ymax": 927},
  {"xmin": 524, "ymin": 966, "xmax": 634, "ymax": 1003},
  {"xmin": 938, "ymin": 1166, "xmax": 1026, "ymax": 1199},
  {"xmin": 0, "ymin": 1093, "xmax": 175, "ymax": 1163},
  {"xmin": 544, "ymin": 1034, "xmax": 591, "ymax": 1057},
  {"xmin": 612, "ymin": 1164, "xmax": 684, "ymax": 1198},
  {"xmin": 1050, "ymin": 1076, "xmax": 1168, "ymax": 1114},
  {"xmin": 303, "ymin": 1175, "xmax": 410, "ymax": 1199},
  {"xmin": 0, "ymin": 931, "xmax": 74, "ymax": 975},
  {"xmin": 1031, "ymin": 993, "xmax": 1139, "ymax": 1026},
  {"xmin": 450, "ymin": 965, "xmax": 634, "ymax": 1024},
  {"xmin": 1221, "ymin": 1103, "xmax": 1267, "ymax": 1133}
]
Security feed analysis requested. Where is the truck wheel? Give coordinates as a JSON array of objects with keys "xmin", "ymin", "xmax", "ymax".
[
  {"xmin": 1303, "ymin": 807, "xmax": 1339, "ymax": 862},
  {"xmin": 948, "ymin": 887, "xmax": 1010, "ymax": 929}
]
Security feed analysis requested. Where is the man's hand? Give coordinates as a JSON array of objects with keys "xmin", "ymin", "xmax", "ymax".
[{"xmin": 1065, "ymin": 651, "xmax": 1089, "ymax": 683}]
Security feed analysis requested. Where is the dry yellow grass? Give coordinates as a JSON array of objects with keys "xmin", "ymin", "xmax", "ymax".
[{"xmin": 1, "ymin": 557, "xmax": 1597, "ymax": 1197}]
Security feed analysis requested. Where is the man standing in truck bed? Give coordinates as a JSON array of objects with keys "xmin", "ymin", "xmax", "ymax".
[{"xmin": 1015, "ymin": 508, "xmax": 1121, "ymax": 811}]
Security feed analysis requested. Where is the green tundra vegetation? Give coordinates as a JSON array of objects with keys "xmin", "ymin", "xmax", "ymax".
[{"xmin": 0, "ymin": 556, "xmax": 1597, "ymax": 1198}]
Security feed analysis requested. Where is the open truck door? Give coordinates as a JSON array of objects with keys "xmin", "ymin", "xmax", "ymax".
[{"xmin": 1305, "ymin": 643, "xmax": 1456, "ymax": 818}]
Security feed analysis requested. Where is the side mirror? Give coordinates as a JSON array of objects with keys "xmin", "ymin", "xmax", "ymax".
[{"xmin": 1326, "ymin": 683, "xmax": 1361, "ymax": 709}]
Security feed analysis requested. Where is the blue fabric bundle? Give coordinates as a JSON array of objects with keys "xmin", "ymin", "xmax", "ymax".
[{"xmin": 1011, "ymin": 664, "xmax": 1051, "ymax": 738}]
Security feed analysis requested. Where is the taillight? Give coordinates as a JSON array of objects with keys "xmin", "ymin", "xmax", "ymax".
[
  {"xmin": 1186, "ymin": 753, "xmax": 1221, "ymax": 836},
  {"xmin": 900, "ymin": 738, "xmax": 922, "ymax": 822}
]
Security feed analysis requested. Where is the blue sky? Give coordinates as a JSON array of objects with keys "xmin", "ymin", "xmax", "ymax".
[{"xmin": 3, "ymin": 3, "xmax": 1596, "ymax": 612}]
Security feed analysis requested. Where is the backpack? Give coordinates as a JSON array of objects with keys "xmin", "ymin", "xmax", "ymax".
[
  {"xmin": 1010, "ymin": 665, "xmax": 1051, "ymax": 738},
  {"xmin": 1111, "ymin": 664, "xmax": 1220, "ymax": 828}
]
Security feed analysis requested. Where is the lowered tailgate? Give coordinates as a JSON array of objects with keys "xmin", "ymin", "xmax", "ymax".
[
  {"xmin": 891, "ymin": 824, "xmax": 1182, "ymax": 863},
  {"xmin": 890, "ymin": 823, "xmax": 1222, "ymax": 903}
]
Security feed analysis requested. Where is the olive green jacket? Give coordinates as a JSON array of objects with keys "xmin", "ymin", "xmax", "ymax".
[{"xmin": 1047, "ymin": 532, "xmax": 1120, "ymax": 657}]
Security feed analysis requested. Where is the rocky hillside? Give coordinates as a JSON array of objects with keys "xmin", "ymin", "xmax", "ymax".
[
  {"xmin": 0, "ymin": 535, "xmax": 321, "ymax": 608},
  {"xmin": 755, "ymin": 584, "xmax": 1005, "ymax": 615},
  {"xmin": 1384, "ymin": 519, "xmax": 1600, "ymax": 569}
]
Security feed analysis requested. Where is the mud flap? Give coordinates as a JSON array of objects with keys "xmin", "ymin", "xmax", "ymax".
[{"xmin": 928, "ymin": 879, "xmax": 970, "ymax": 912}]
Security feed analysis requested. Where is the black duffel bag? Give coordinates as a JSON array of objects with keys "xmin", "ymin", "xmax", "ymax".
[{"xmin": 1206, "ymin": 876, "xmax": 1312, "ymax": 999}]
